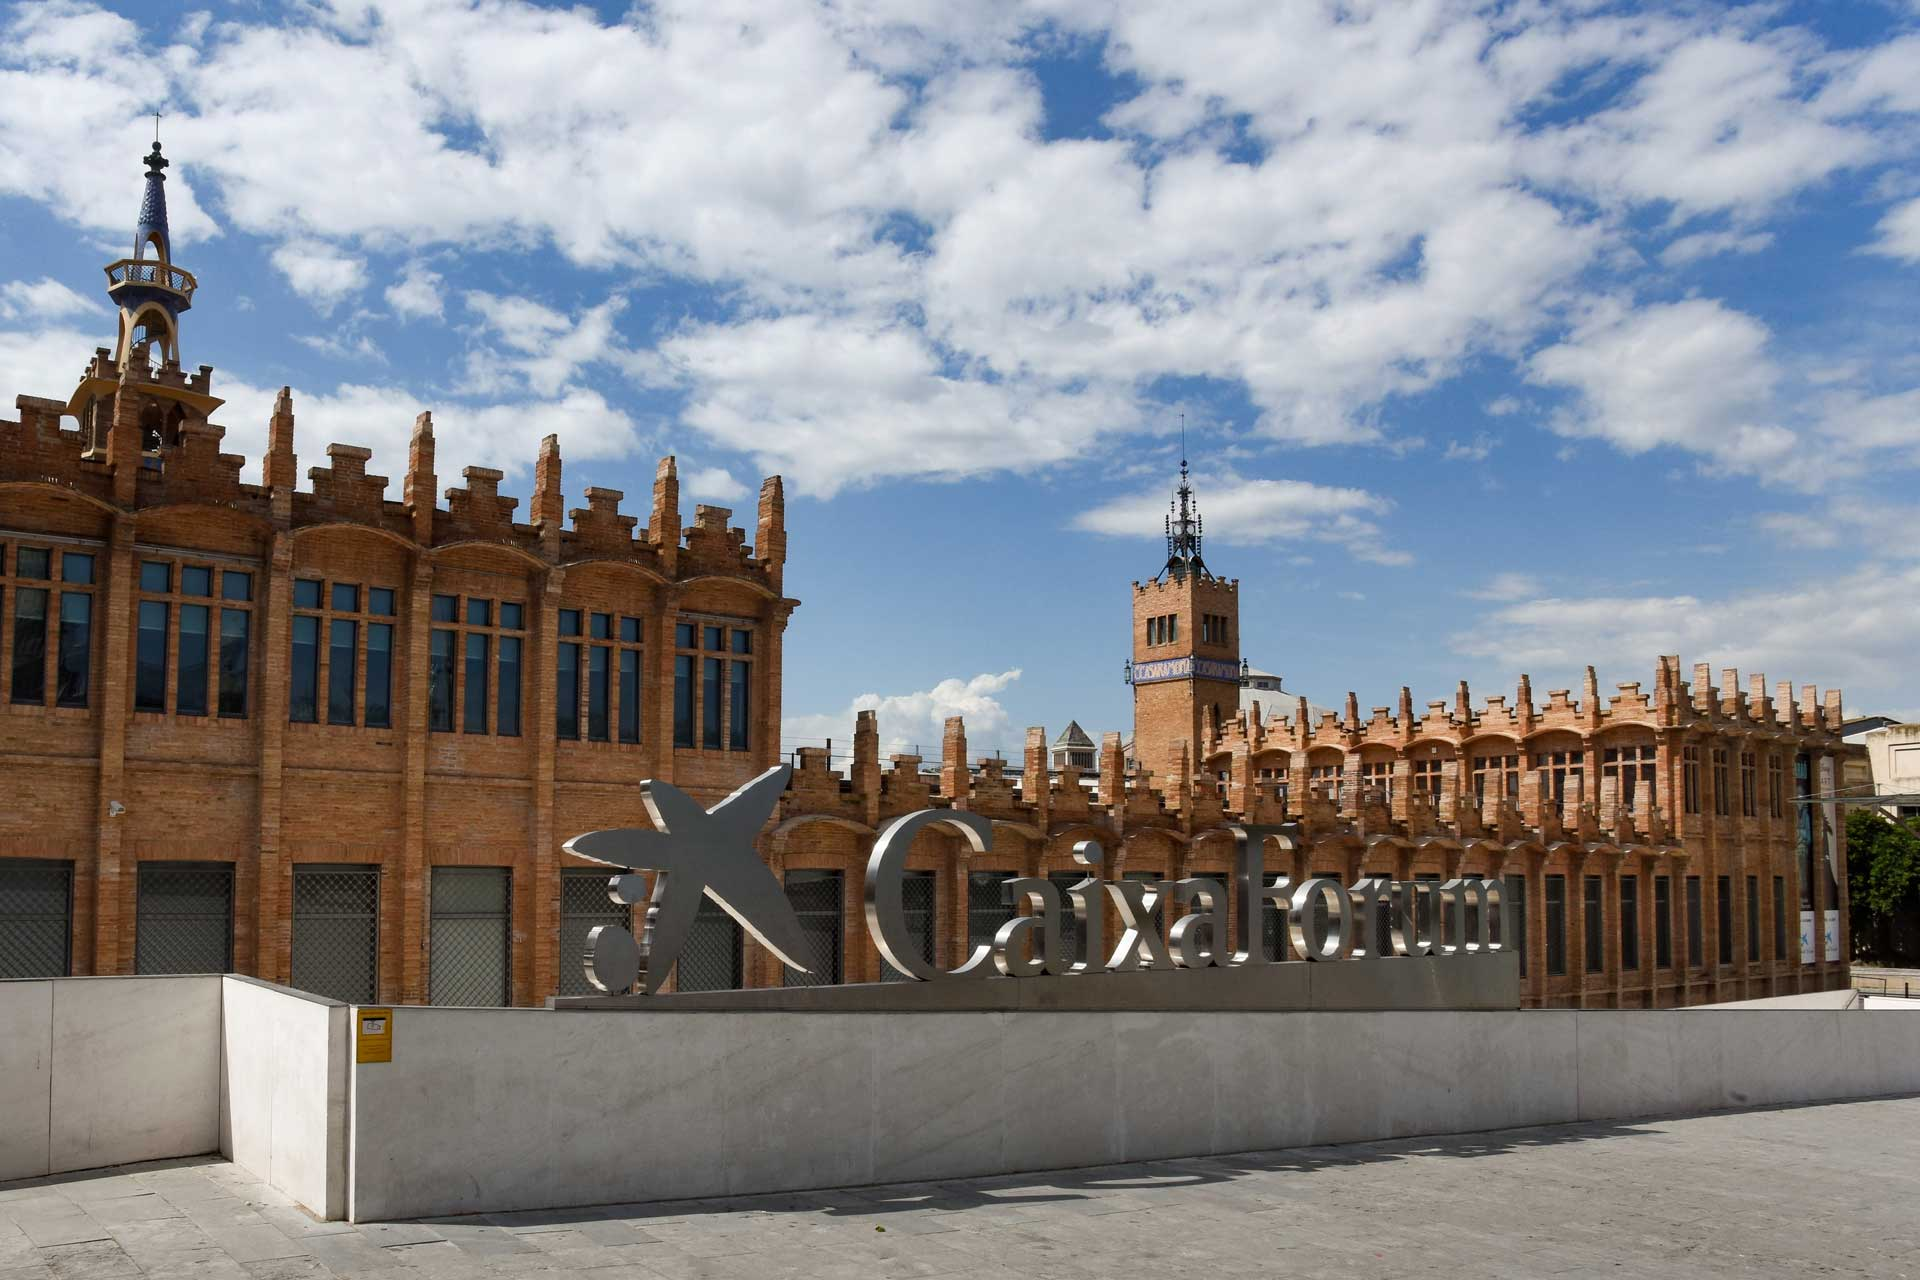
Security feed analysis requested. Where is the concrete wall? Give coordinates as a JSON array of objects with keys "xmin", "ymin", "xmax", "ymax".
[
  {"xmin": 0, "ymin": 975, "xmax": 222, "ymax": 1182},
  {"xmin": 219, "ymin": 977, "xmax": 350, "ymax": 1219},
  {"xmin": 346, "ymin": 1004, "xmax": 1920, "ymax": 1222}
]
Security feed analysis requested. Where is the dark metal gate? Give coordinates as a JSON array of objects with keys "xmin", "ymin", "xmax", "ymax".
[
  {"xmin": 559, "ymin": 868, "xmax": 633, "ymax": 997},
  {"xmin": 291, "ymin": 864, "xmax": 379, "ymax": 1004},
  {"xmin": 429, "ymin": 867, "xmax": 511, "ymax": 1006},
  {"xmin": 675, "ymin": 896, "xmax": 743, "ymax": 992},
  {"xmin": 782, "ymin": 869, "xmax": 842, "ymax": 987},
  {"xmin": 879, "ymin": 870, "xmax": 936, "ymax": 981},
  {"xmin": 0, "ymin": 859, "xmax": 73, "ymax": 978},
  {"xmin": 135, "ymin": 862, "xmax": 234, "ymax": 975}
]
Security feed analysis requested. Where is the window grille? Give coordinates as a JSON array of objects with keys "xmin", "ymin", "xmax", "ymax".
[
  {"xmin": 290, "ymin": 865, "xmax": 379, "ymax": 1003},
  {"xmin": 1048, "ymin": 872, "xmax": 1083, "ymax": 969},
  {"xmin": 429, "ymin": 867, "xmax": 511, "ymax": 1006},
  {"xmin": 560, "ymin": 868, "xmax": 633, "ymax": 997},
  {"xmin": 782, "ymin": 870, "xmax": 842, "ymax": 987},
  {"xmin": 136, "ymin": 862, "xmax": 233, "ymax": 974},
  {"xmin": 966, "ymin": 871, "xmax": 1013, "ymax": 957},
  {"xmin": 880, "ymin": 870, "xmax": 936, "ymax": 981},
  {"xmin": 675, "ymin": 895, "xmax": 743, "ymax": 992},
  {"xmin": 0, "ymin": 859, "xmax": 73, "ymax": 978}
]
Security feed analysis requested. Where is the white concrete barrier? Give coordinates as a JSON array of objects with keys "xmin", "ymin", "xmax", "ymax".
[
  {"xmin": 344, "ymin": 1005, "xmax": 1920, "ymax": 1222},
  {"xmin": 219, "ymin": 977, "xmax": 350, "ymax": 1219},
  {"xmin": 0, "ymin": 975, "xmax": 222, "ymax": 1182}
]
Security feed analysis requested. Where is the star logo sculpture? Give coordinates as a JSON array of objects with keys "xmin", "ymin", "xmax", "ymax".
[{"xmin": 563, "ymin": 764, "xmax": 808, "ymax": 995}]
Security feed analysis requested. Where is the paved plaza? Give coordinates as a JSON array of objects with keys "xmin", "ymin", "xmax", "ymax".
[{"xmin": 2, "ymin": 1097, "xmax": 1916, "ymax": 1279}]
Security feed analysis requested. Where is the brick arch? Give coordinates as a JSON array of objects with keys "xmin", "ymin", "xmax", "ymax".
[
  {"xmin": 677, "ymin": 571, "xmax": 779, "ymax": 601},
  {"xmin": 430, "ymin": 538, "xmax": 548, "ymax": 572},
  {"xmin": 559, "ymin": 556, "xmax": 671, "ymax": 591}
]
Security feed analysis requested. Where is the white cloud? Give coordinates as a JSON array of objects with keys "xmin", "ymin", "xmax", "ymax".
[
  {"xmin": 270, "ymin": 244, "xmax": 366, "ymax": 311},
  {"xmin": 685, "ymin": 466, "xmax": 747, "ymax": 502},
  {"xmin": 1660, "ymin": 229, "xmax": 1774, "ymax": 266},
  {"xmin": 1468, "ymin": 572, "xmax": 1543, "ymax": 602},
  {"xmin": 1074, "ymin": 471, "xmax": 1408, "ymax": 567},
  {"xmin": 1444, "ymin": 433, "xmax": 1495, "ymax": 461},
  {"xmin": 1755, "ymin": 512, "xmax": 1841, "ymax": 550},
  {"xmin": 1449, "ymin": 564, "xmax": 1920, "ymax": 717},
  {"xmin": 384, "ymin": 261, "xmax": 443, "ymax": 320},
  {"xmin": 1870, "ymin": 198, "xmax": 1920, "ymax": 263},
  {"xmin": 0, "ymin": 276, "xmax": 104, "ymax": 321},
  {"xmin": 1, "ymin": 0, "xmax": 1917, "ymax": 498},
  {"xmin": 783, "ymin": 669, "xmax": 1025, "ymax": 759},
  {"xmin": 1527, "ymin": 297, "xmax": 1795, "ymax": 474}
]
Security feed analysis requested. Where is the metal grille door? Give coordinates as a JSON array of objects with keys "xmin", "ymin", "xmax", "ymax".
[
  {"xmin": 0, "ymin": 860, "xmax": 73, "ymax": 978},
  {"xmin": 880, "ymin": 870, "xmax": 936, "ymax": 981},
  {"xmin": 676, "ymin": 895, "xmax": 743, "ymax": 992},
  {"xmin": 782, "ymin": 870, "xmax": 842, "ymax": 987},
  {"xmin": 136, "ymin": 863, "xmax": 234, "ymax": 974},
  {"xmin": 429, "ymin": 867, "xmax": 511, "ymax": 1006},
  {"xmin": 291, "ymin": 865, "xmax": 379, "ymax": 1004},
  {"xmin": 967, "ymin": 872, "xmax": 1012, "ymax": 958},
  {"xmin": 560, "ymin": 869, "xmax": 633, "ymax": 997}
]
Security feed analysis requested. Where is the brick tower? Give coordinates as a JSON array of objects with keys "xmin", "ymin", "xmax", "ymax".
[{"xmin": 1129, "ymin": 453, "xmax": 1241, "ymax": 793}]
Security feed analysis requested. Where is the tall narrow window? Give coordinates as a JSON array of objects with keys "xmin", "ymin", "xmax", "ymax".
[
  {"xmin": 674, "ymin": 655, "xmax": 693, "ymax": 748},
  {"xmin": 218, "ymin": 609, "xmax": 249, "ymax": 717},
  {"xmin": 1682, "ymin": 745, "xmax": 1701, "ymax": 814},
  {"xmin": 1655, "ymin": 876, "xmax": 1673, "ymax": 968},
  {"xmin": 557, "ymin": 609, "xmax": 580, "ymax": 740},
  {"xmin": 11, "ymin": 588, "xmax": 46, "ymax": 703},
  {"xmin": 497, "ymin": 635, "xmax": 521, "ymax": 737},
  {"xmin": 1740, "ymin": 752, "xmax": 1757, "ymax": 818},
  {"xmin": 327, "ymin": 619, "xmax": 357, "ymax": 725},
  {"xmin": 619, "ymin": 649, "xmax": 640, "ymax": 744},
  {"xmin": 1772, "ymin": 876, "xmax": 1786, "ymax": 958},
  {"xmin": 177, "ymin": 604, "xmax": 209, "ymax": 716},
  {"xmin": 464, "ymin": 632, "xmax": 489, "ymax": 734},
  {"xmin": 1711, "ymin": 748, "xmax": 1730, "ymax": 817},
  {"xmin": 136, "ymin": 600, "xmax": 169, "ymax": 711},
  {"xmin": 1620, "ymin": 876, "xmax": 1639, "ymax": 971},
  {"xmin": 429, "ymin": 629, "xmax": 455, "ymax": 733},
  {"xmin": 1686, "ymin": 876, "xmax": 1704, "ymax": 968},
  {"xmin": 730, "ymin": 660, "xmax": 750, "ymax": 752},
  {"xmin": 1508, "ymin": 874, "xmax": 1527, "ymax": 977},
  {"xmin": 1545, "ymin": 875, "xmax": 1566, "ymax": 977},
  {"xmin": 556, "ymin": 643, "xmax": 580, "ymax": 740},
  {"xmin": 588, "ymin": 644, "xmax": 610, "ymax": 742},
  {"xmin": 1716, "ymin": 876, "xmax": 1732, "ymax": 965},
  {"xmin": 290, "ymin": 616, "xmax": 319, "ymax": 723},
  {"xmin": 1746, "ymin": 876, "xmax": 1760, "ymax": 962},
  {"xmin": 1602, "ymin": 744, "xmax": 1657, "ymax": 813},
  {"xmin": 56, "ymin": 591, "xmax": 90, "ymax": 707},
  {"xmin": 702, "ymin": 656, "xmax": 723, "ymax": 750},
  {"xmin": 364, "ymin": 623, "xmax": 392, "ymax": 729},
  {"xmin": 1583, "ymin": 876, "xmax": 1604, "ymax": 973}
]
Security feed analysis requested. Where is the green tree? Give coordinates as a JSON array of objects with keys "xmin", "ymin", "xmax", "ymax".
[{"xmin": 1847, "ymin": 809, "xmax": 1920, "ymax": 964}]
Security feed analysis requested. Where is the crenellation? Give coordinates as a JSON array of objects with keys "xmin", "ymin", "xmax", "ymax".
[{"xmin": 306, "ymin": 443, "xmax": 389, "ymax": 521}]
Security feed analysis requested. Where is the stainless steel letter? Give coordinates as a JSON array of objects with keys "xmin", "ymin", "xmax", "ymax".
[
  {"xmin": 1106, "ymin": 878, "xmax": 1175, "ymax": 971},
  {"xmin": 1229, "ymin": 823, "xmax": 1298, "ymax": 965},
  {"xmin": 1287, "ymin": 877, "xmax": 1352, "ymax": 961},
  {"xmin": 866, "ymin": 808, "xmax": 997, "ymax": 980},
  {"xmin": 1170, "ymin": 878, "xmax": 1226, "ymax": 968}
]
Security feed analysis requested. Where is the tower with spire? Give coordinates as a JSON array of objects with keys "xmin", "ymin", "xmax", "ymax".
[
  {"xmin": 1128, "ymin": 444, "xmax": 1242, "ymax": 799},
  {"xmin": 72, "ymin": 132, "xmax": 223, "ymax": 490}
]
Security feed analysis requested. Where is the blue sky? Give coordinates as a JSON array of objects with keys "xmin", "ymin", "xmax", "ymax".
[{"xmin": 3, "ymin": 0, "xmax": 1919, "ymax": 759}]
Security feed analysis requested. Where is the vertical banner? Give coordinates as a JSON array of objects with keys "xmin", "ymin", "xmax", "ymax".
[{"xmin": 1800, "ymin": 911, "xmax": 1816, "ymax": 966}]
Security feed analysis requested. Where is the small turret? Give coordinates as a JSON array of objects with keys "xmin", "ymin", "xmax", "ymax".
[{"xmin": 104, "ymin": 136, "xmax": 197, "ymax": 371}]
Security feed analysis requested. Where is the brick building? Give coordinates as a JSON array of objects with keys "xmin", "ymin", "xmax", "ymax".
[
  {"xmin": 0, "ymin": 145, "xmax": 1852, "ymax": 1008},
  {"xmin": 0, "ymin": 144, "xmax": 793, "ymax": 1005}
]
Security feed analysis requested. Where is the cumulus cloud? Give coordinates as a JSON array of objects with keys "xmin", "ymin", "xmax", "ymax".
[
  {"xmin": 384, "ymin": 261, "xmax": 444, "ymax": 320},
  {"xmin": 1074, "ymin": 472, "xmax": 1409, "ymax": 567},
  {"xmin": 1527, "ymin": 297, "xmax": 1795, "ymax": 474},
  {"xmin": 0, "ymin": 276, "xmax": 104, "ymax": 321},
  {"xmin": 2, "ymin": 0, "xmax": 1918, "ymax": 502},
  {"xmin": 1870, "ymin": 198, "xmax": 1920, "ymax": 263},
  {"xmin": 270, "ymin": 244, "xmax": 366, "ymax": 311},
  {"xmin": 685, "ymin": 466, "xmax": 747, "ymax": 502},
  {"xmin": 1449, "ymin": 565, "xmax": 1920, "ymax": 716},
  {"xmin": 782, "ymin": 669, "xmax": 1025, "ymax": 759}
]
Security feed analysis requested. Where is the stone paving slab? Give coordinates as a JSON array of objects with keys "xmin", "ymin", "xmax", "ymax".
[{"xmin": 2, "ymin": 1098, "xmax": 1918, "ymax": 1277}]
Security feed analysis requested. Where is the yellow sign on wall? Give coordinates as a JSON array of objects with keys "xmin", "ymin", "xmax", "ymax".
[{"xmin": 356, "ymin": 1008, "xmax": 393, "ymax": 1064}]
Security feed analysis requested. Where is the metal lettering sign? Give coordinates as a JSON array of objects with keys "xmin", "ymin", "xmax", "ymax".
[
  {"xmin": 1128, "ymin": 656, "xmax": 1243, "ymax": 686},
  {"xmin": 565, "ymin": 769, "xmax": 1510, "ymax": 995}
]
